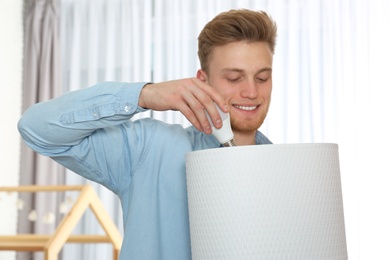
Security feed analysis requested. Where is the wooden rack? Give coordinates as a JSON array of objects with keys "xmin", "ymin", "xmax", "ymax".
[{"xmin": 0, "ymin": 185, "xmax": 122, "ymax": 260}]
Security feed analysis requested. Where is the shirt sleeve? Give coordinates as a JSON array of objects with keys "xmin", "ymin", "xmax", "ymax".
[{"xmin": 18, "ymin": 81, "xmax": 151, "ymax": 195}]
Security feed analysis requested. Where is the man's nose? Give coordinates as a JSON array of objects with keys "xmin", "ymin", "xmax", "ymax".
[{"xmin": 241, "ymin": 80, "xmax": 258, "ymax": 99}]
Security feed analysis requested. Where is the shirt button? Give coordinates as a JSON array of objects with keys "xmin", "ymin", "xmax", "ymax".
[
  {"xmin": 93, "ymin": 113, "xmax": 98, "ymax": 118},
  {"xmin": 124, "ymin": 105, "xmax": 130, "ymax": 112}
]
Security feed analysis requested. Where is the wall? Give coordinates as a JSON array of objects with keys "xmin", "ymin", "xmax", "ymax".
[{"xmin": 0, "ymin": 0, "xmax": 23, "ymax": 259}]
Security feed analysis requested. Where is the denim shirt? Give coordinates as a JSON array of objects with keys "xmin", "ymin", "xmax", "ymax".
[{"xmin": 18, "ymin": 81, "xmax": 272, "ymax": 260}]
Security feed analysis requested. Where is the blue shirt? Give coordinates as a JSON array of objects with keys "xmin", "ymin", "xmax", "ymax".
[{"xmin": 18, "ymin": 81, "xmax": 272, "ymax": 259}]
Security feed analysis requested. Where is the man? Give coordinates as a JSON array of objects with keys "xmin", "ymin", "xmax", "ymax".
[{"xmin": 18, "ymin": 9, "xmax": 277, "ymax": 259}]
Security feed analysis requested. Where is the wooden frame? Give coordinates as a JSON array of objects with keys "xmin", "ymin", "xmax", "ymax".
[{"xmin": 0, "ymin": 185, "xmax": 122, "ymax": 260}]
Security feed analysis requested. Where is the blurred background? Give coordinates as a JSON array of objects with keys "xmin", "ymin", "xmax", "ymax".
[{"xmin": 1, "ymin": 0, "xmax": 389, "ymax": 259}]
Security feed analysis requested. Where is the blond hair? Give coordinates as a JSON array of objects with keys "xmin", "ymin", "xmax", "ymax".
[{"xmin": 198, "ymin": 9, "xmax": 277, "ymax": 72}]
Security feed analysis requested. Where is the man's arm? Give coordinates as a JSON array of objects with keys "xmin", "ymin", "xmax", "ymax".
[
  {"xmin": 18, "ymin": 81, "xmax": 147, "ymax": 154},
  {"xmin": 17, "ymin": 81, "xmax": 150, "ymax": 193},
  {"xmin": 19, "ymin": 77, "xmax": 228, "ymax": 153},
  {"xmin": 17, "ymin": 78, "xmax": 227, "ymax": 193}
]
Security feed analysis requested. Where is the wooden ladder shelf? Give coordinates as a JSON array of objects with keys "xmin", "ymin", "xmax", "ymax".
[{"xmin": 0, "ymin": 185, "xmax": 122, "ymax": 260}]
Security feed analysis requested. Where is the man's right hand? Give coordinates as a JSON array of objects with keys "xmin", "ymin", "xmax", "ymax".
[{"xmin": 138, "ymin": 77, "xmax": 228, "ymax": 134}]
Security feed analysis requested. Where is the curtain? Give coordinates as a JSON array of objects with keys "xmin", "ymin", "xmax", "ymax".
[
  {"xmin": 18, "ymin": 0, "xmax": 65, "ymax": 260},
  {"xmin": 59, "ymin": 0, "xmax": 390, "ymax": 259}
]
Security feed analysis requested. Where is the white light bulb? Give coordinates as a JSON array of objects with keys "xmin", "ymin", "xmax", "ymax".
[{"xmin": 205, "ymin": 104, "xmax": 236, "ymax": 147}]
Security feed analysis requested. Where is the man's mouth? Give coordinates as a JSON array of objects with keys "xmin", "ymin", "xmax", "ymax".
[{"xmin": 233, "ymin": 104, "xmax": 258, "ymax": 111}]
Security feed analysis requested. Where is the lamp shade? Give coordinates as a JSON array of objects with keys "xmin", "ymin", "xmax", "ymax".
[{"xmin": 186, "ymin": 143, "xmax": 347, "ymax": 259}]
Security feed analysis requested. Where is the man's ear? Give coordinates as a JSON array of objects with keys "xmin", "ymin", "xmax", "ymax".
[{"xmin": 196, "ymin": 69, "xmax": 208, "ymax": 82}]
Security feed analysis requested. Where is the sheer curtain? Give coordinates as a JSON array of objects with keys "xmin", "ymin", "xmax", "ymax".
[
  {"xmin": 60, "ymin": 0, "xmax": 390, "ymax": 259},
  {"xmin": 18, "ymin": 1, "xmax": 65, "ymax": 260}
]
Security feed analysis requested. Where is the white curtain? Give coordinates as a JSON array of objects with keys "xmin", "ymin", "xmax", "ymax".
[{"xmin": 60, "ymin": 0, "xmax": 390, "ymax": 259}]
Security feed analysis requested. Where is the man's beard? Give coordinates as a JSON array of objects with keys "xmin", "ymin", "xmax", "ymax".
[{"xmin": 231, "ymin": 113, "xmax": 267, "ymax": 134}]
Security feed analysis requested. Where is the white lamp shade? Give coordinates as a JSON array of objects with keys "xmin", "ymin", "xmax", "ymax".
[{"xmin": 186, "ymin": 143, "xmax": 348, "ymax": 260}]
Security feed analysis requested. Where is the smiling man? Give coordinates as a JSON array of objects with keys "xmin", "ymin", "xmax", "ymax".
[
  {"xmin": 197, "ymin": 41, "xmax": 273, "ymax": 145},
  {"xmin": 18, "ymin": 9, "xmax": 277, "ymax": 260}
]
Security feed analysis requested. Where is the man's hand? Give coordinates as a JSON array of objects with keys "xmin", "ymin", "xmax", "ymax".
[{"xmin": 139, "ymin": 77, "xmax": 228, "ymax": 134}]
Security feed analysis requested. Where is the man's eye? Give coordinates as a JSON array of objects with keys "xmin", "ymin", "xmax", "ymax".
[
  {"xmin": 257, "ymin": 77, "xmax": 268, "ymax": 82},
  {"xmin": 227, "ymin": 77, "xmax": 240, "ymax": 82}
]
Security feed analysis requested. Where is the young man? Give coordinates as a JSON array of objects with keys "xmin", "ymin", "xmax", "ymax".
[{"xmin": 18, "ymin": 9, "xmax": 277, "ymax": 259}]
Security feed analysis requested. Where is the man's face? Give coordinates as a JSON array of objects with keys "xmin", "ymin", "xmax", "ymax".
[{"xmin": 199, "ymin": 41, "xmax": 273, "ymax": 135}]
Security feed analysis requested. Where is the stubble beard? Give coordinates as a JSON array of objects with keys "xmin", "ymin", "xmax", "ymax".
[{"xmin": 230, "ymin": 105, "xmax": 270, "ymax": 135}]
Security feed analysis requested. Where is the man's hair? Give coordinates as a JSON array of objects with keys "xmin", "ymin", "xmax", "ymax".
[{"xmin": 198, "ymin": 9, "xmax": 277, "ymax": 72}]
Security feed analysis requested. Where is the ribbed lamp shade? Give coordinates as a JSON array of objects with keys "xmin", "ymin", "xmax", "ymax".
[{"xmin": 186, "ymin": 143, "xmax": 348, "ymax": 260}]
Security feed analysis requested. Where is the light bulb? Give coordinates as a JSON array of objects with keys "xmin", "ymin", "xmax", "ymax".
[{"xmin": 205, "ymin": 104, "xmax": 236, "ymax": 147}]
